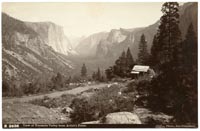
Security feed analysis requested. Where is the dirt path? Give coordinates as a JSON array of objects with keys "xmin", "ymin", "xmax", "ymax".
[{"xmin": 2, "ymin": 83, "xmax": 109, "ymax": 103}]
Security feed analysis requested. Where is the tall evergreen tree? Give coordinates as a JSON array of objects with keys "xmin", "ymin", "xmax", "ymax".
[
  {"xmin": 96, "ymin": 67, "xmax": 101, "ymax": 81},
  {"xmin": 105, "ymin": 67, "xmax": 114, "ymax": 80},
  {"xmin": 126, "ymin": 47, "xmax": 134, "ymax": 69},
  {"xmin": 150, "ymin": 35, "xmax": 160, "ymax": 67},
  {"xmin": 159, "ymin": 2, "xmax": 181, "ymax": 68},
  {"xmin": 113, "ymin": 51, "xmax": 127, "ymax": 77},
  {"xmin": 81, "ymin": 63, "xmax": 87, "ymax": 77},
  {"xmin": 150, "ymin": 2, "xmax": 181, "ymax": 70},
  {"xmin": 147, "ymin": 2, "xmax": 198, "ymax": 124},
  {"xmin": 126, "ymin": 47, "xmax": 135, "ymax": 76},
  {"xmin": 182, "ymin": 23, "xmax": 197, "ymax": 69},
  {"xmin": 92, "ymin": 72, "xmax": 96, "ymax": 80},
  {"xmin": 51, "ymin": 72, "xmax": 64, "ymax": 89},
  {"xmin": 175, "ymin": 23, "xmax": 197, "ymax": 123},
  {"xmin": 120, "ymin": 51, "xmax": 127, "ymax": 75},
  {"xmin": 138, "ymin": 34, "xmax": 149, "ymax": 65}
]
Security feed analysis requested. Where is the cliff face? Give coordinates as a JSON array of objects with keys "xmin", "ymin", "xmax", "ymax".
[
  {"xmin": 107, "ymin": 29, "xmax": 128, "ymax": 43},
  {"xmin": 2, "ymin": 13, "xmax": 74, "ymax": 81},
  {"xmin": 25, "ymin": 22, "xmax": 75, "ymax": 55},
  {"xmin": 96, "ymin": 28, "xmax": 139, "ymax": 58}
]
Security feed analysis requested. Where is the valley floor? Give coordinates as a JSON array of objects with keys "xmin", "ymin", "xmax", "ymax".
[{"xmin": 2, "ymin": 83, "xmax": 108, "ymax": 103}]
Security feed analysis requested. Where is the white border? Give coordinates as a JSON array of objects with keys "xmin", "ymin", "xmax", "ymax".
[{"xmin": 0, "ymin": 0, "xmax": 199, "ymax": 131}]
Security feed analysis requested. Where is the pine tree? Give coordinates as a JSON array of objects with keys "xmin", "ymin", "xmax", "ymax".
[
  {"xmin": 92, "ymin": 72, "xmax": 96, "ymax": 80},
  {"xmin": 126, "ymin": 47, "xmax": 134, "ymax": 76},
  {"xmin": 120, "ymin": 51, "xmax": 127, "ymax": 76},
  {"xmin": 159, "ymin": 2, "xmax": 181, "ymax": 68},
  {"xmin": 151, "ymin": 3, "xmax": 181, "ymax": 70},
  {"xmin": 113, "ymin": 51, "xmax": 127, "ymax": 77},
  {"xmin": 175, "ymin": 23, "xmax": 197, "ymax": 123},
  {"xmin": 105, "ymin": 67, "xmax": 114, "ymax": 80},
  {"xmin": 150, "ymin": 35, "xmax": 160, "ymax": 67},
  {"xmin": 66, "ymin": 76, "xmax": 71, "ymax": 84},
  {"xmin": 51, "ymin": 72, "xmax": 64, "ymax": 89},
  {"xmin": 126, "ymin": 47, "xmax": 134, "ymax": 69},
  {"xmin": 149, "ymin": 2, "xmax": 182, "ymax": 73},
  {"xmin": 96, "ymin": 67, "xmax": 101, "ymax": 81},
  {"xmin": 81, "ymin": 63, "xmax": 87, "ymax": 77},
  {"xmin": 138, "ymin": 34, "xmax": 149, "ymax": 65},
  {"xmin": 182, "ymin": 23, "xmax": 197, "ymax": 69}
]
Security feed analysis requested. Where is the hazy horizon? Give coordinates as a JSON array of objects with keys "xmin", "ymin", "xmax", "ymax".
[{"xmin": 2, "ymin": 2, "xmax": 181, "ymax": 38}]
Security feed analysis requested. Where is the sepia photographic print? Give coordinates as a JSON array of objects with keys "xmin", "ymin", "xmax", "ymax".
[{"xmin": 1, "ymin": 1, "xmax": 198, "ymax": 128}]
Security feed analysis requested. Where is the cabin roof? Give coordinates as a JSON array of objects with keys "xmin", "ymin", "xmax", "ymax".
[
  {"xmin": 131, "ymin": 71, "xmax": 140, "ymax": 74},
  {"xmin": 131, "ymin": 65, "xmax": 150, "ymax": 73}
]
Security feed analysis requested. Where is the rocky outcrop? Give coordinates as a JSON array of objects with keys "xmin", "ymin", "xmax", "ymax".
[
  {"xmin": 81, "ymin": 121, "xmax": 100, "ymax": 124},
  {"xmin": 81, "ymin": 112, "xmax": 142, "ymax": 124},
  {"xmin": 102, "ymin": 112, "xmax": 142, "ymax": 124},
  {"xmin": 134, "ymin": 108, "xmax": 173, "ymax": 124},
  {"xmin": 81, "ymin": 109, "xmax": 173, "ymax": 125},
  {"xmin": 107, "ymin": 29, "xmax": 127, "ymax": 43}
]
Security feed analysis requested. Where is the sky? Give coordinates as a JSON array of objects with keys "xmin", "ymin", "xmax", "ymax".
[{"xmin": 2, "ymin": 2, "xmax": 165, "ymax": 37}]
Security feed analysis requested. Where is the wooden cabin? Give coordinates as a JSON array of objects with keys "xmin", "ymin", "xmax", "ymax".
[{"xmin": 131, "ymin": 65, "xmax": 155, "ymax": 79}]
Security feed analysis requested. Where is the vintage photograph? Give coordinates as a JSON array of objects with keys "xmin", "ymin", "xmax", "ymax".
[{"xmin": 1, "ymin": 2, "xmax": 198, "ymax": 128}]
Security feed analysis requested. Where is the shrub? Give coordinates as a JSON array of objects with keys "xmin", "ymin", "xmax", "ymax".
[
  {"xmin": 30, "ymin": 94, "xmax": 75, "ymax": 108},
  {"xmin": 70, "ymin": 85, "xmax": 135, "ymax": 124},
  {"xmin": 122, "ymin": 79, "xmax": 150, "ymax": 94},
  {"xmin": 122, "ymin": 80, "xmax": 137, "ymax": 93},
  {"xmin": 2, "ymin": 82, "xmax": 24, "ymax": 97},
  {"xmin": 70, "ymin": 97, "xmax": 96, "ymax": 124},
  {"xmin": 136, "ymin": 79, "xmax": 150, "ymax": 96},
  {"xmin": 122, "ymin": 78, "xmax": 152, "ymax": 108}
]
